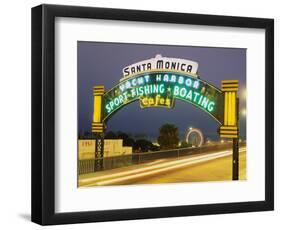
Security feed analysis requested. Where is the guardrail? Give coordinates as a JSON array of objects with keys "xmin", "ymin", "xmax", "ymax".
[{"xmin": 78, "ymin": 142, "xmax": 245, "ymax": 175}]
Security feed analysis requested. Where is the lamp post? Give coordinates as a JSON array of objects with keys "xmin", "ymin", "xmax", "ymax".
[{"xmin": 232, "ymin": 98, "xmax": 239, "ymax": 180}]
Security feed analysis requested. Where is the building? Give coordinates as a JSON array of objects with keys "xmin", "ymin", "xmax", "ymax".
[{"xmin": 78, "ymin": 139, "xmax": 132, "ymax": 160}]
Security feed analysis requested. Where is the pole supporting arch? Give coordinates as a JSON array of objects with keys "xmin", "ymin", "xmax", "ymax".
[
  {"xmin": 92, "ymin": 85, "xmax": 106, "ymax": 171},
  {"xmin": 219, "ymin": 80, "xmax": 239, "ymax": 138}
]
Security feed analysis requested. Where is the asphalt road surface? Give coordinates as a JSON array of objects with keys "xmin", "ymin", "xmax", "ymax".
[{"xmin": 79, "ymin": 147, "xmax": 246, "ymax": 187}]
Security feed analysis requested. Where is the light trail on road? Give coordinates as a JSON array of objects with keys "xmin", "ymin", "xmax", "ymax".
[{"xmin": 80, "ymin": 148, "xmax": 246, "ymax": 186}]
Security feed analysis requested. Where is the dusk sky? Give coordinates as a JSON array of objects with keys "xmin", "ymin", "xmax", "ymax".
[{"xmin": 78, "ymin": 42, "xmax": 246, "ymax": 141}]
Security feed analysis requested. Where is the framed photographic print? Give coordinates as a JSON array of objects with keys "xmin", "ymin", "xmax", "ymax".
[{"xmin": 31, "ymin": 4, "xmax": 274, "ymax": 225}]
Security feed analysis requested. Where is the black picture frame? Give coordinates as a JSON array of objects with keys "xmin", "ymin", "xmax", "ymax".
[{"xmin": 31, "ymin": 4, "xmax": 274, "ymax": 225}]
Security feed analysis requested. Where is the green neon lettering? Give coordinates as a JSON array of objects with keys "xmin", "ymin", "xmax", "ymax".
[
  {"xmin": 186, "ymin": 90, "xmax": 193, "ymax": 100},
  {"xmin": 178, "ymin": 76, "xmax": 184, "ymax": 84},
  {"xmin": 138, "ymin": 86, "xmax": 144, "ymax": 96},
  {"xmin": 207, "ymin": 102, "xmax": 215, "ymax": 112},
  {"xmin": 103, "ymin": 72, "xmax": 222, "ymax": 121},
  {"xmin": 173, "ymin": 86, "xmax": 180, "ymax": 96},
  {"xmin": 159, "ymin": 84, "xmax": 165, "ymax": 94},
  {"xmin": 125, "ymin": 81, "xmax": 131, "ymax": 89},
  {"xmin": 109, "ymin": 101, "xmax": 114, "ymax": 110},
  {"xmin": 131, "ymin": 78, "xmax": 137, "ymax": 86},
  {"xmin": 163, "ymin": 74, "xmax": 169, "ymax": 82},
  {"xmin": 123, "ymin": 91, "xmax": 128, "ymax": 101},
  {"xmin": 144, "ymin": 75, "xmax": 150, "ymax": 83},
  {"xmin": 193, "ymin": 92, "xmax": 200, "ymax": 102},
  {"xmin": 156, "ymin": 74, "xmax": 161, "ymax": 81},
  {"xmin": 144, "ymin": 85, "xmax": 150, "ymax": 95},
  {"xmin": 105, "ymin": 104, "xmax": 112, "ymax": 113},
  {"xmin": 193, "ymin": 81, "xmax": 199, "ymax": 89},
  {"xmin": 137, "ymin": 77, "xmax": 144, "ymax": 85},
  {"xmin": 118, "ymin": 95, "xmax": 124, "ymax": 104},
  {"xmin": 198, "ymin": 95, "xmax": 203, "ymax": 104},
  {"xmin": 180, "ymin": 88, "xmax": 187, "ymax": 97},
  {"xmin": 114, "ymin": 97, "xmax": 120, "ymax": 106},
  {"xmin": 131, "ymin": 88, "xmax": 136, "ymax": 97},
  {"xmin": 201, "ymin": 97, "xmax": 209, "ymax": 109},
  {"xmin": 119, "ymin": 84, "xmax": 125, "ymax": 92},
  {"xmin": 170, "ymin": 75, "xmax": 176, "ymax": 83},
  {"xmin": 185, "ymin": 78, "xmax": 192, "ymax": 87},
  {"xmin": 152, "ymin": 84, "xmax": 159, "ymax": 94}
]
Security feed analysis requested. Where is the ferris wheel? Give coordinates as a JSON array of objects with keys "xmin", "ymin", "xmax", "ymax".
[{"xmin": 186, "ymin": 127, "xmax": 204, "ymax": 147}]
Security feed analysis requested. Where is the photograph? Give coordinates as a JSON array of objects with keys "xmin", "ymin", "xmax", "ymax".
[
  {"xmin": 30, "ymin": 3, "xmax": 274, "ymax": 225},
  {"xmin": 77, "ymin": 41, "xmax": 246, "ymax": 187}
]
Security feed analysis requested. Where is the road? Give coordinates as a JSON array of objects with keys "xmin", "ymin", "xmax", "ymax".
[{"xmin": 79, "ymin": 147, "xmax": 246, "ymax": 187}]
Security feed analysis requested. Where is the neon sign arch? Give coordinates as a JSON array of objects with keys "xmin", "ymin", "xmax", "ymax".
[
  {"xmin": 102, "ymin": 70, "xmax": 224, "ymax": 124},
  {"xmin": 91, "ymin": 55, "xmax": 239, "ymax": 175}
]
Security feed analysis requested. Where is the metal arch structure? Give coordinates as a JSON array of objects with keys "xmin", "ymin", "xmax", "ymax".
[
  {"xmin": 91, "ymin": 66, "xmax": 239, "ymax": 179},
  {"xmin": 186, "ymin": 128, "xmax": 204, "ymax": 147}
]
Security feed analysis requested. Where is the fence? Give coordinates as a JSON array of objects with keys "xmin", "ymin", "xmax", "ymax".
[{"xmin": 78, "ymin": 142, "xmax": 245, "ymax": 175}]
